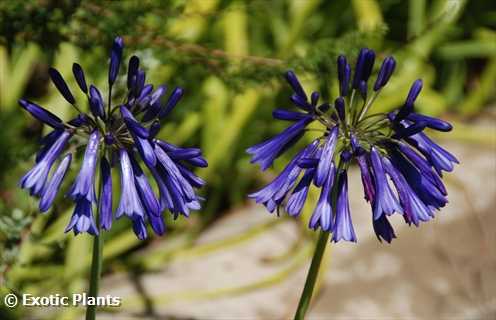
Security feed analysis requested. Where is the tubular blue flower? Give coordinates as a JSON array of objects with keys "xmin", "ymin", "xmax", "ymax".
[
  {"xmin": 121, "ymin": 105, "xmax": 149, "ymax": 138},
  {"xmin": 372, "ymin": 214, "xmax": 396, "ymax": 243},
  {"xmin": 286, "ymin": 168, "xmax": 315, "ymax": 217},
  {"xmin": 132, "ymin": 133, "xmax": 157, "ymax": 168},
  {"xmin": 247, "ymin": 51, "xmax": 457, "ymax": 243},
  {"xmin": 395, "ymin": 79, "xmax": 423, "ymax": 121},
  {"xmin": 406, "ymin": 132, "xmax": 459, "ymax": 174},
  {"xmin": 382, "ymin": 156, "xmax": 432, "ymax": 225},
  {"xmin": 337, "ymin": 55, "xmax": 351, "ymax": 97},
  {"xmin": 332, "ymin": 171, "xmax": 357, "ymax": 242},
  {"xmin": 392, "ymin": 120, "xmax": 427, "ymax": 139},
  {"xmin": 285, "ymin": 70, "xmax": 307, "ymax": 101},
  {"xmin": 89, "ymin": 85, "xmax": 105, "ymax": 119},
  {"xmin": 352, "ymin": 48, "xmax": 369, "ymax": 89},
  {"xmin": 314, "ymin": 126, "xmax": 339, "ymax": 187},
  {"xmin": 99, "ymin": 157, "xmax": 113, "ymax": 230},
  {"xmin": 396, "ymin": 142, "xmax": 447, "ymax": 195},
  {"xmin": 373, "ymin": 56, "xmax": 396, "ymax": 91},
  {"xmin": 370, "ymin": 147, "xmax": 403, "ymax": 220},
  {"xmin": 390, "ymin": 150, "xmax": 448, "ymax": 211},
  {"xmin": 406, "ymin": 112, "xmax": 452, "ymax": 132},
  {"xmin": 129, "ymin": 154, "xmax": 160, "ymax": 217},
  {"xmin": 19, "ymin": 99, "xmax": 64, "ymax": 129},
  {"xmin": 48, "ymin": 67, "xmax": 75, "ymax": 104},
  {"xmin": 272, "ymin": 109, "xmax": 309, "ymax": 122},
  {"xmin": 249, "ymin": 141, "xmax": 318, "ymax": 212},
  {"xmin": 72, "ymin": 63, "xmax": 88, "ymax": 93},
  {"xmin": 155, "ymin": 145, "xmax": 197, "ymax": 202},
  {"xmin": 153, "ymin": 144, "xmax": 204, "ymax": 218},
  {"xmin": 158, "ymin": 87, "xmax": 184, "ymax": 119},
  {"xmin": 309, "ymin": 163, "xmax": 336, "ymax": 232},
  {"xmin": 65, "ymin": 198, "xmax": 98, "ymax": 236},
  {"xmin": 116, "ymin": 149, "xmax": 145, "ymax": 219},
  {"xmin": 68, "ymin": 130, "xmax": 100, "ymax": 202},
  {"xmin": 356, "ymin": 155, "xmax": 375, "ymax": 202},
  {"xmin": 148, "ymin": 212, "xmax": 166, "ymax": 236},
  {"xmin": 150, "ymin": 85, "xmax": 167, "ymax": 106},
  {"xmin": 39, "ymin": 154, "xmax": 72, "ymax": 212},
  {"xmin": 362, "ymin": 50, "xmax": 376, "ymax": 82},
  {"xmin": 131, "ymin": 216, "xmax": 148, "ymax": 240},
  {"xmin": 127, "ymin": 55, "xmax": 139, "ymax": 89},
  {"xmin": 334, "ymin": 97, "xmax": 345, "ymax": 121},
  {"xmin": 36, "ymin": 129, "xmax": 64, "ymax": 162},
  {"xmin": 359, "ymin": 80, "xmax": 368, "ymax": 100},
  {"xmin": 109, "ymin": 36, "xmax": 124, "ymax": 85},
  {"xmin": 247, "ymin": 116, "xmax": 313, "ymax": 171},
  {"xmin": 20, "ymin": 36, "xmax": 207, "ymax": 238},
  {"xmin": 20, "ymin": 131, "xmax": 71, "ymax": 196}
]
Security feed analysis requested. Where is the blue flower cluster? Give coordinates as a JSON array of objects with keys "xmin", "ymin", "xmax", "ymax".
[
  {"xmin": 247, "ymin": 48, "xmax": 458, "ymax": 243},
  {"xmin": 20, "ymin": 37, "xmax": 207, "ymax": 239}
]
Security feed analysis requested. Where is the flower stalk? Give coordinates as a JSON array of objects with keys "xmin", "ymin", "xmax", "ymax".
[
  {"xmin": 293, "ymin": 230, "xmax": 330, "ymax": 320},
  {"xmin": 86, "ymin": 231, "xmax": 103, "ymax": 320},
  {"xmin": 86, "ymin": 174, "xmax": 103, "ymax": 320}
]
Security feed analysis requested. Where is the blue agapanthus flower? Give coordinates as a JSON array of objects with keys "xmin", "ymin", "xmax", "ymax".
[
  {"xmin": 247, "ymin": 48, "xmax": 458, "ymax": 243},
  {"xmin": 19, "ymin": 37, "xmax": 207, "ymax": 239}
]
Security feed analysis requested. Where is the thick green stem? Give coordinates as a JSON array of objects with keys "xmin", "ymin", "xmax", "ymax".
[
  {"xmin": 293, "ymin": 230, "xmax": 330, "ymax": 320},
  {"xmin": 86, "ymin": 232, "xmax": 103, "ymax": 320}
]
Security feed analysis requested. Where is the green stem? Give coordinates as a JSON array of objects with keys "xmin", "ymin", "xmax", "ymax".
[
  {"xmin": 293, "ymin": 230, "xmax": 330, "ymax": 320},
  {"xmin": 86, "ymin": 232, "xmax": 103, "ymax": 319},
  {"xmin": 86, "ymin": 166, "xmax": 104, "ymax": 320}
]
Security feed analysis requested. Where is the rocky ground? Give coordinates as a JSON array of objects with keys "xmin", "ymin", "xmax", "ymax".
[{"xmin": 100, "ymin": 138, "xmax": 496, "ymax": 320}]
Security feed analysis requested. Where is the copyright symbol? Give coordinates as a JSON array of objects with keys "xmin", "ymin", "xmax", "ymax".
[{"xmin": 4, "ymin": 293, "xmax": 18, "ymax": 308}]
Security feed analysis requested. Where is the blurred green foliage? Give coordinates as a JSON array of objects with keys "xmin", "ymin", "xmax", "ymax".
[{"xmin": 0, "ymin": 0, "xmax": 495, "ymax": 318}]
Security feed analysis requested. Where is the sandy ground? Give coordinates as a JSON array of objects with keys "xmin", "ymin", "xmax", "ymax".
[{"xmin": 100, "ymin": 140, "xmax": 496, "ymax": 320}]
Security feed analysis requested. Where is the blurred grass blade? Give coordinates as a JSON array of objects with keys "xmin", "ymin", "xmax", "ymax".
[{"xmin": 352, "ymin": 0, "xmax": 384, "ymax": 32}]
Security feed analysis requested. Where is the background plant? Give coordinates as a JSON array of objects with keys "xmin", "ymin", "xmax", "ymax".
[{"xmin": 0, "ymin": 0, "xmax": 495, "ymax": 319}]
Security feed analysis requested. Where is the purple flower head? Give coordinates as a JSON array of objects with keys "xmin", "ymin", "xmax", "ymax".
[
  {"xmin": 19, "ymin": 36, "xmax": 207, "ymax": 238},
  {"xmin": 248, "ymin": 50, "xmax": 457, "ymax": 243}
]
